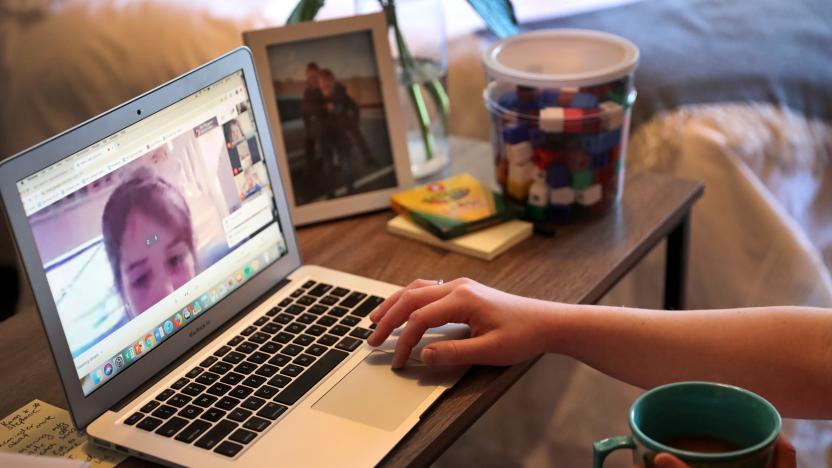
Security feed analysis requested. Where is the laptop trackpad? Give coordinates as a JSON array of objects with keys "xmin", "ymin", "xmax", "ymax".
[{"xmin": 312, "ymin": 351, "xmax": 465, "ymax": 432}]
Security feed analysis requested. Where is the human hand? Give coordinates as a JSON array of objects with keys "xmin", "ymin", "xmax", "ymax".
[
  {"xmin": 634, "ymin": 435, "xmax": 796, "ymax": 468},
  {"xmin": 366, "ymin": 278, "xmax": 559, "ymax": 369}
]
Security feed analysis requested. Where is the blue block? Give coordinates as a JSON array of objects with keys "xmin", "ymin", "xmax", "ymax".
[
  {"xmin": 540, "ymin": 89, "xmax": 559, "ymax": 107},
  {"xmin": 497, "ymin": 91, "xmax": 518, "ymax": 110},
  {"xmin": 581, "ymin": 134, "xmax": 605, "ymax": 154},
  {"xmin": 529, "ymin": 128, "xmax": 546, "ymax": 148},
  {"xmin": 590, "ymin": 152, "xmax": 610, "ymax": 170},
  {"xmin": 517, "ymin": 100, "xmax": 541, "ymax": 115},
  {"xmin": 548, "ymin": 204, "xmax": 572, "ymax": 224},
  {"xmin": 601, "ymin": 128, "xmax": 622, "ymax": 149},
  {"xmin": 546, "ymin": 164, "xmax": 570, "ymax": 188},
  {"xmin": 502, "ymin": 123, "xmax": 530, "ymax": 144},
  {"xmin": 570, "ymin": 93, "xmax": 599, "ymax": 109}
]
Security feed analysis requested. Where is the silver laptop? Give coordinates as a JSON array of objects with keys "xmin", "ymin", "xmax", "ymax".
[{"xmin": 0, "ymin": 47, "xmax": 467, "ymax": 466}]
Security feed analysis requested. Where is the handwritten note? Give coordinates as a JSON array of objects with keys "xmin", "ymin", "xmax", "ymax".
[{"xmin": 0, "ymin": 400, "xmax": 126, "ymax": 468}]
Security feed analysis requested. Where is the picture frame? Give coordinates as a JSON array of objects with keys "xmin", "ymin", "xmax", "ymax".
[{"xmin": 244, "ymin": 13, "xmax": 412, "ymax": 226}]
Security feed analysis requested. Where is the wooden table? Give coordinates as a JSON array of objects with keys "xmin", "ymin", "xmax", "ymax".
[{"xmin": 0, "ymin": 147, "xmax": 702, "ymax": 466}]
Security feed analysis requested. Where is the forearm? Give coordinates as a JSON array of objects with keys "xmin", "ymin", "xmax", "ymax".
[{"xmin": 544, "ymin": 304, "xmax": 832, "ymax": 419}]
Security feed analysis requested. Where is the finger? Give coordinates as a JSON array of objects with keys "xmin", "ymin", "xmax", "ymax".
[
  {"xmin": 368, "ymin": 281, "xmax": 456, "ymax": 347},
  {"xmin": 369, "ymin": 279, "xmax": 436, "ymax": 324},
  {"xmin": 773, "ymin": 435, "xmax": 796, "ymax": 468},
  {"xmin": 653, "ymin": 453, "xmax": 690, "ymax": 468},
  {"xmin": 390, "ymin": 296, "xmax": 469, "ymax": 368},
  {"xmin": 420, "ymin": 335, "xmax": 496, "ymax": 366}
]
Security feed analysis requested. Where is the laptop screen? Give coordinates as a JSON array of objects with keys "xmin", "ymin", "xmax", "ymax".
[{"xmin": 15, "ymin": 70, "xmax": 287, "ymax": 396}]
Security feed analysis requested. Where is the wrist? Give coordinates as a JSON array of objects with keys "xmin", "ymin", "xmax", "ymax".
[{"xmin": 538, "ymin": 301, "xmax": 587, "ymax": 357}]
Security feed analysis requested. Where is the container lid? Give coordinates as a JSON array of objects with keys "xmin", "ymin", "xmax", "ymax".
[{"xmin": 483, "ymin": 29, "xmax": 639, "ymax": 88}]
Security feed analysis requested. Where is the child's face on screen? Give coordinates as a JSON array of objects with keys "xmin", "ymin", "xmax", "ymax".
[{"xmin": 118, "ymin": 208, "xmax": 196, "ymax": 317}]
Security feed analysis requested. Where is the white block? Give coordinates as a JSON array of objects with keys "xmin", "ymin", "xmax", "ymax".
[
  {"xmin": 549, "ymin": 187, "xmax": 575, "ymax": 205},
  {"xmin": 508, "ymin": 162, "xmax": 533, "ymax": 183},
  {"xmin": 540, "ymin": 107, "xmax": 565, "ymax": 132},
  {"xmin": 532, "ymin": 167, "xmax": 546, "ymax": 183},
  {"xmin": 506, "ymin": 141, "xmax": 533, "ymax": 164},
  {"xmin": 600, "ymin": 101, "xmax": 624, "ymax": 130},
  {"xmin": 576, "ymin": 184, "xmax": 602, "ymax": 206},
  {"xmin": 528, "ymin": 181, "xmax": 548, "ymax": 207}
]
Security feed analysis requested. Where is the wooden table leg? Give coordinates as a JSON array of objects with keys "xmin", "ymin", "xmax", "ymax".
[{"xmin": 664, "ymin": 212, "xmax": 690, "ymax": 310}]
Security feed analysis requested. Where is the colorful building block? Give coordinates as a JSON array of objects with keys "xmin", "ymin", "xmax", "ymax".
[
  {"xmin": 565, "ymin": 150, "xmax": 591, "ymax": 172},
  {"xmin": 540, "ymin": 89, "xmax": 558, "ymax": 107},
  {"xmin": 570, "ymin": 93, "xmax": 599, "ymax": 109},
  {"xmin": 545, "ymin": 164, "xmax": 570, "ymax": 188},
  {"xmin": 562, "ymin": 108, "xmax": 585, "ymax": 133},
  {"xmin": 572, "ymin": 170, "xmax": 593, "ymax": 189},
  {"xmin": 502, "ymin": 122, "xmax": 530, "ymax": 145},
  {"xmin": 506, "ymin": 141, "xmax": 533, "ymax": 165},
  {"xmin": 576, "ymin": 183, "xmax": 602, "ymax": 206},
  {"xmin": 600, "ymin": 100, "xmax": 624, "ymax": 129},
  {"xmin": 550, "ymin": 186, "xmax": 576, "ymax": 205},
  {"xmin": 528, "ymin": 181, "xmax": 548, "ymax": 207},
  {"xmin": 558, "ymin": 87, "xmax": 579, "ymax": 106},
  {"xmin": 532, "ymin": 166, "xmax": 546, "ymax": 183},
  {"xmin": 540, "ymin": 107, "xmax": 565, "ymax": 132},
  {"xmin": 533, "ymin": 147, "xmax": 560, "ymax": 169}
]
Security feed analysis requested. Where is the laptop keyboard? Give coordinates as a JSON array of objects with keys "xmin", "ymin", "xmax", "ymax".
[{"xmin": 122, "ymin": 280, "xmax": 384, "ymax": 458}]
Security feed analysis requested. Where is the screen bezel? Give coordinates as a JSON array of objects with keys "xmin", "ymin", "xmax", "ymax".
[{"xmin": 0, "ymin": 47, "xmax": 302, "ymax": 430}]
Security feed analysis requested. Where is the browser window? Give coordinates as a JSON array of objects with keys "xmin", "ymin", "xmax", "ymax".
[{"xmin": 16, "ymin": 70, "xmax": 287, "ymax": 396}]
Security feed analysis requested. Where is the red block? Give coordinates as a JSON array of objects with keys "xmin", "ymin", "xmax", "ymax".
[{"xmin": 533, "ymin": 148, "xmax": 560, "ymax": 169}]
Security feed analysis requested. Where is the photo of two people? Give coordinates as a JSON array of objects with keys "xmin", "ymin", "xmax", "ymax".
[{"xmin": 268, "ymin": 31, "xmax": 397, "ymax": 206}]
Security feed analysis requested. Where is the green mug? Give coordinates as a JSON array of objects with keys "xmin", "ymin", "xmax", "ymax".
[{"xmin": 593, "ymin": 381, "xmax": 781, "ymax": 468}]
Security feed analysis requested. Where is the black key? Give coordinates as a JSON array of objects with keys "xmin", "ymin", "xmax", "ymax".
[
  {"xmin": 260, "ymin": 342, "xmax": 280, "ymax": 354},
  {"xmin": 275, "ymin": 350, "xmax": 348, "ymax": 405},
  {"xmin": 369, "ymin": 322, "xmax": 377, "ymax": 330},
  {"xmin": 210, "ymin": 362, "xmax": 232, "ymax": 375},
  {"xmin": 229, "ymin": 385, "xmax": 253, "ymax": 399},
  {"xmin": 213, "ymin": 346, "xmax": 231, "ymax": 357},
  {"xmin": 185, "ymin": 367, "xmax": 203, "ymax": 379},
  {"xmin": 182, "ymin": 382, "xmax": 206, "ymax": 396},
  {"xmin": 309, "ymin": 305, "xmax": 328, "ymax": 315},
  {"xmin": 229, "ymin": 428, "xmax": 258, "ymax": 444},
  {"xmin": 317, "ymin": 335, "xmax": 338, "ymax": 346},
  {"xmin": 168, "ymin": 394, "xmax": 192, "ymax": 408},
  {"xmin": 234, "ymin": 362, "xmax": 258, "ymax": 375},
  {"xmin": 214, "ymin": 440, "xmax": 244, "ymax": 457},
  {"xmin": 305, "ymin": 325, "xmax": 326, "ymax": 336},
  {"xmin": 308, "ymin": 283, "xmax": 332, "ymax": 297},
  {"xmin": 302, "ymin": 280, "xmax": 316, "ymax": 289},
  {"xmin": 280, "ymin": 364, "xmax": 304, "ymax": 377},
  {"xmin": 261, "ymin": 323, "xmax": 281, "ymax": 335},
  {"xmin": 255, "ymin": 364, "xmax": 278, "ymax": 377},
  {"xmin": 273, "ymin": 332, "xmax": 294, "ymax": 344},
  {"xmin": 221, "ymin": 372, "xmax": 245, "ymax": 386},
  {"xmin": 240, "ymin": 326, "xmax": 257, "ymax": 336},
  {"xmin": 194, "ymin": 420, "xmax": 238, "ymax": 450},
  {"xmin": 293, "ymin": 334, "xmax": 314, "ymax": 346},
  {"xmin": 297, "ymin": 313, "xmax": 317, "ymax": 324},
  {"xmin": 141, "ymin": 400, "xmax": 160, "ymax": 412},
  {"xmin": 207, "ymin": 382, "xmax": 232, "ymax": 396},
  {"xmin": 247, "ymin": 351, "xmax": 269, "ymax": 364},
  {"xmin": 215, "ymin": 396, "xmax": 240, "ymax": 411},
  {"xmin": 155, "ymin": 389, "xmax": 174, "ymax": 401},
  {"xmin": 282, "ymin": 344, "xmax": 303, "ymax": 356},
  {"xmin": 257, "ymin": 402, "xmax": 287, "ymax": 420},
  {"xmin": 350, "ymin": 327, "xmax": 373, "ymax": 340},
  {"xmin": 155, "ymin": 416, "xmax": 188, "ymax": 438},
  {"xmin": 320, "ymin": 295, "xmax": 338, "ymax": 306},
  {"xmin": 250, "ymin": 332, "xmax": 270, "ymax": 344},
  {"xmin": 242, "ymin": 375, "xmax": 267, "ymax": 388},
  {"xmin": 243, "ymin": 416, "xmax": 270, "ymax": 432},
  {"xmin": 236, "ymin": 341, "xmax": 258, "ymax": 354},
  {"xmin": 253, "ymin": 316, "xmax": 269, "ymax": 327},
  {"xmin": 352, "ymin": 295, "xmax": 385, "ymax": 318},
  {"xmin": 317, "ymin": 316, "xmax": 336, "ymax": 327},
  {"xmin": 223, "ymin": 351, "xmax": 245, "ymax": 364},
  {"xmin": 228, "ymin": 336, "xmax": 244, "ymax": 347},
  {"xmin": 178, "ymin": 405, "xmax": 203, "ymax": 419},
  {"xmin": 285, "ymin": 305, "xmax": 305, "ymax": 315},
  {"xmin": 124, "ymin": 412, "xmax": 143, "ymax": 425},
  {"xmin": 340, "ymin": 292, "xmax": 367, "ymax": 308},
  {"xmin": 171, "ymin": 377, "xmax": 189, "ymax": 390},
  {"xmin": 254, "ymin": 385, "xmax": 279, "ymax": 399},
  {"xmin": 306, "ymin": 344, "xmax": 326, "ymax": 356},
  {"xmin": 266, "ymin": 307, "xmax": 280, "ymax": 317},
  {"xmin": 175, "ymin": 419, "xmax": 211, "ymax": 443},
  {"xmin": 286, "ymin": 323, "xmax": 306, "ymax": 334},
  {"xmin": 241, "ymin": 396, "xmax": 266, "ymax": 411},
  {"xmin": 268, "ymin": 354, "xmax": 291, "ymax": 367},
  {"xmin": 297, "ymin": 296, "xmax": 316, "ymax": 306},
  {"xmin": 202, "ymin": 407, "xmax": 225, "ymax": 422},
  {"xmin": 279, "ymin": 298, "xmax": 293, "ymax": 307},
  {"xmin": 335, "ymin": 337, "xmax": 362, "ymax": 352},
  {"xmin": 268, "ymin": 375, "xmax": 291, "ymax": 388},
  {"xmin": 329, "ymin": 325, "xmax": 349, "ymax": 336},
  {"xmin": 196, "ymin": 372, "xmax": 219, "ymax": 386},
  {"xmin": 340, "ymin": 316, "xmax": 360, "ymax": 327},
  {"xmin": 293, "ymin": 354, "xmax": 316, "ymax": 367},
  {"xmin": 137, "ymin": 416, "xmax": 163, "ymax": 431},
  {"xmin": 200, "ymin": 356, "xmax": 218, "ymax": 367},
  {"xmin": 328, "ymin": 307, "xmax": 348, "ymax": 318},
  {"xmin": 194, "ymin": 394, "xmax": 218, "ymax": 408},
  {"xmin": 290, "ymin": 289, "xmax": 303, "ymax": 298},
  {"xmin": 228, "ymin": 407, "xmax": 252, "ymax": 422},
  {"xmin": 331, "ymin": 287, "xmax": 349, "ymax": 297},
  {"xmin": 151, "ymin": 405, "xmax": 176, "ymax": 419}
]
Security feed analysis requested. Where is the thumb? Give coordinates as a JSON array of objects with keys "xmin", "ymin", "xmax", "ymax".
[
  {"xmin": 421, "ymin": 336, "xmax": 492, "ymax": 365},
  {"xmin": 653, "ymin": 453, "xmax": 689, "ymax": 468}
]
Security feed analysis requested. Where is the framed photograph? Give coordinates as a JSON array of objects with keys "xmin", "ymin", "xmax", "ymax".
[{"xmin": 244, "ymin": 13, "xmax": 412, "ymax": 225}]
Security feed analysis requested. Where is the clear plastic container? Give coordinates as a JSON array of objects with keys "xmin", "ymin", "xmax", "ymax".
[{"xmin": 483, "ymin": 29, "xmax": 639, "ymax": 223}]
